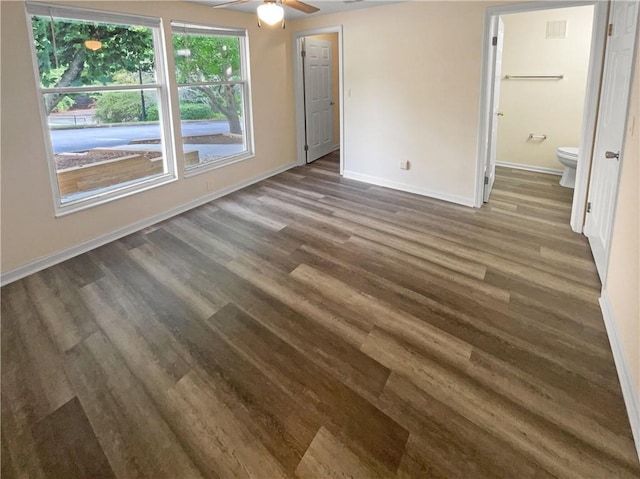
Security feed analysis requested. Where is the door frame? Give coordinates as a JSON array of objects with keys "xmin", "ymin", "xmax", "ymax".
[
  {"xmin": 483, "ymin": 15, "xmax": 505, "ymax": 203},
  {"xmin": 474, "ymin": 0, "xmax": 609, "ymax": 235},
  {"xmin": 585, "ymin": 1, "xmax": 640, "ymax": 283},
  {"xmin": 293, "ymin": 26, "xmax": 344, "ymax": 173}
]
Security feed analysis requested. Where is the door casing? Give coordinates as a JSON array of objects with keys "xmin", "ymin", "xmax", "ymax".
[
  {"xmin": 483, "ymin": 16, "xmax": 505, "ymax": 203},
  {"xmin": 585, "ymin": 1, "xmax": 640, "ymax": 282}
]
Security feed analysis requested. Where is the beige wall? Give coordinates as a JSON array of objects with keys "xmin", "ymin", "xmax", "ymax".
[
  {"xmin": 292, "ymin": 1, "xmax": 499, "ymax": 204},
  {"xmin": 0, "ymin": 0, "xmax": 296, "ymax": 273},
  {"xmin": 496, "ymin": 6, "xmax": 594, "ymax": 170},
  {"xmin": 4, "ymin": 0, "xmax": 503, "ymax": 274},
  {"xmin": 606, "ymin": 29, "xmax": 640, "ymax": 398},
  {"xmin": 308, "ymin": 33, "xmax": 340, "ymax": 148}
]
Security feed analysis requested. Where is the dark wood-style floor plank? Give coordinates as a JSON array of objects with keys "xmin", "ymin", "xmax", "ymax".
[
  {"xmin": 2, "ymin": 154, "xmax": 639, "ymax": 478},
  {"xmin": 65, "ymin": 331, "xmax": 205, "ymax": 478},
  {"xmin": 32, "ymin": 397, "xmax": 116, "ymax": 479}
]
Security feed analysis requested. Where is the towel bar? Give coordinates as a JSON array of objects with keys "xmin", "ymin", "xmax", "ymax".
[{"xmin": 505, "ymin": 74, "xmax": 564, "ymax": 80}]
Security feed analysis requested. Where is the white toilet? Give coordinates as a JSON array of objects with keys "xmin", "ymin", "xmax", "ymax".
[{"xmin": 556, "ymin": 146, "xmax": 579, "ymax": 188}]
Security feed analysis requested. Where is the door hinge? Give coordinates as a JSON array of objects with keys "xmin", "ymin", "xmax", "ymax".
[
  {"xmin": 492, "ymin": 36, "xmax": 498, "ymax": 46},
  {"xmin": 304, "ymin": 145, "xmax": 309, "ymax": 152},
  {"xmin": 301, "ymin": 49, "xmax": 306, "ymax": 57},
  {"xmin": 484, "ymin": 176, "xmax": 489, "ymax": 185},
  {"xmin": 608, "ymin": 23, "xmax": 613, "ymax": 36},
  {"xmin": 587, "ymin": 202, "xmax": 592, "ymax": 213}
]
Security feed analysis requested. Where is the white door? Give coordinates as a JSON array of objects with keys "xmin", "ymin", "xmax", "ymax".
[
  {"xmin": 585, "ymin": 1, "xmax": 639, "ymax": 281},
  {"xmin": 303, "ymin": 37, "xmax": 334, "ymax": 163},
  {"xmin": 484, "ymin": 17, "xmax": 505, "ymax": 203}
]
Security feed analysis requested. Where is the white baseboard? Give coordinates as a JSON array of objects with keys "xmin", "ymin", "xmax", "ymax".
[
  {"xmin": 0, "ymin": 161, "xmax": 297, "ymax": 286},
  {"xmin": 342, "ymin": 170, "xmax": 476, "ymax": 207},
  {"xmin": 496, "ymin": 161, "xmax": 563, "ymax": 176},
  {"xmin": 331, "ymin": 144, "xmax": 341, "ymax": 152},
  {"xmin": 600, "ymin": 289, "xmax": 640, "ymax": 461}
]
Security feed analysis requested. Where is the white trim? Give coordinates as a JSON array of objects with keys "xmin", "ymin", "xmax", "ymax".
[
  {"xmin": 170, "ymin": 21, "xmax": 246, "ymax": 37},
  {"xmin": 600, "ymin": 289, "xmax": 640, "ymax": 462},
  {"xmin": 474, "ymin": 7, "xmax": 494, "ymax": 207},
  {"xmin": 571, "ymin": 1, "xmax": 609, "ymax": 233},
  {"xmin": 0, "ymin": 162, "xmax": 297, "ymax": 286},
  {"xmin": 585, "ymin": 4, "xmax": 640, "ymax": 284},
  {"xmin": 343, "ymin": 170, "xmax": 476, "ymax": 207},
  {"xmin": 496, "ymin": 161, "xmax": 563, "ymax": 176},
  {"xmin": 474, "ymin": 1, "xmax": 608, "ymax": 234},
  {"xmin": 183, "ymin": 152, "xmax": 255, "ymax": 177},
  {"xmin": 54, "ymin": 174, "xmax": 179, "ymax": 218},
  {"xmin": 41, "ymin": 83, "xmax": 163, "ymax": 94},
  {"xmin": 293, "ymin": 26, "xmax": 344, "ymax": 175},
  {"xmin": 26, "ymin": 1, "xmax": 161, "ymax": 27}
]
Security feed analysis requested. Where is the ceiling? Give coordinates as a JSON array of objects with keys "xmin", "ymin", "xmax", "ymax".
[{"xmin": 188, "ymin": 0, "xmax": 402, "ymax": 21}]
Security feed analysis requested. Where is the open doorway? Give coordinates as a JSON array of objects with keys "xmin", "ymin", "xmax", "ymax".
[
  {"xmin": 476, "ymin": 1, "xmax": 609, "ymax": 232},
  {"xmin": 478, "ymin": 1, "xmax": 639, "ymax": 281},
  {"xmin": 496, "ymin": 6, "xmax": 595, "ymax": 178},
  {"xmin": 294, "ymin": 27, "xmax": 344, "ymax": 172}
]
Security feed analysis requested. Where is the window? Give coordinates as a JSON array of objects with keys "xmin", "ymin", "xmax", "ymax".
[
  {"xmin": 171, "ymin": 22, "xmax": 253, "ymax": 173},
  {"xmin": 26, "ymin": 3, "xmax": 175, "ymax": 213}
]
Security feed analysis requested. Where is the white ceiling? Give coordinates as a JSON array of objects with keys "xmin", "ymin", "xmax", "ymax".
[{"xmin": 188, "ymin": 0, "xmax": 402, "ymax": 21}]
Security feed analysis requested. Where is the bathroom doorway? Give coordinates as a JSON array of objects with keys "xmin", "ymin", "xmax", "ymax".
[{"xmin": 476, "ymin": 1, "xmax": 609, "ymax": 232}]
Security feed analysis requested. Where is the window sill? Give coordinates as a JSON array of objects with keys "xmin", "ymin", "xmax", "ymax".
[
  {"xmin": 53, "ymin": 173, "xmax": 178, "ymax": 218},
  {"xmin": 183, "ymin": 151, "xmax": 255, "ymax": 178}
]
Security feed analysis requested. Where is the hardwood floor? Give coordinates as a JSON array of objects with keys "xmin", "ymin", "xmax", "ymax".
[{"xmin": 2, "ymin": 152, "xmax": 639, "ymax": 478}]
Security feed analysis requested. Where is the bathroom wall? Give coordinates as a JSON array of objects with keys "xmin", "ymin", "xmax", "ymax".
[
  {"xmin": 307, "ymin": 33, "xmax": 340, "ymax": 149},
  {"xmin": 496, "ymin": 6, "xmax": 594, "ymax": 172}
]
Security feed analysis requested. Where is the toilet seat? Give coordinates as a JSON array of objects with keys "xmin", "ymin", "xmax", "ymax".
[{"xmin": 557, "ymin": 147, "xmax": 579, "ymax": 161}]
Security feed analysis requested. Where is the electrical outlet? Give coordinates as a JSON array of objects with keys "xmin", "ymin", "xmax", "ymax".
[{"xmin": 400, "ymin": 160, "xmax": 410, "ymax": 170}]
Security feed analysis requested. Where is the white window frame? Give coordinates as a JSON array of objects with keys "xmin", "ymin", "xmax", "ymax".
[
  {"xmin": 170, "ymin": 21, "xmax": 254, "ymax": 176},
  {"xmin": 25, "ymin": 2, "xmax": 177, "ymax": 217}
]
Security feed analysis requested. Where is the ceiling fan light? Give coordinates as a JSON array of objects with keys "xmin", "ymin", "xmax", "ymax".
[
  {"xmin": 84, "ymin": 39, "xmax": 102, "ymax": 51},
  {"xmin": 257, "ymin": 3, "xmax": 284, "ymax": 26}
]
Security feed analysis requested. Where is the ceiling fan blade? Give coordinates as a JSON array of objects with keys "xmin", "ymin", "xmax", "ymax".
[
  {"xmin": 283, "ymin": 0, "xmax": 319, "ymax": 14},
  {"xmin": 212, "ymin": 0, "xmax": 252, "ymax": 9}
]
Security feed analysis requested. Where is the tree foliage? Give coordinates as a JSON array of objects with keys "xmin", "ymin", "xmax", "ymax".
[
  {"xmin": 146, "ymin": 103, "xmax": 220, "ymax": 122},
  {"xmin": 94, "ymin": 92, "xmax": 144, "ymax": 123},
  {"xmin": 31, "ymin": 16, "xmax": 154, "ymax": 113},
  {"xmin": 31, "ymin": 16, "xmax": 245, "ymax": 134},
  {"xmin": 173, "ymin": 34, "xmax": 244, "ymax": 134}
]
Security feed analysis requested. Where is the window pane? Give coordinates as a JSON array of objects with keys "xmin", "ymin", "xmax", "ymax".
[
  {"xmin": 178, "ymin": 85, "xmax": 246, "ymax": 167},
  {"xmin": 173, "ymin": 34, "xmax": 241, "ymax": 83},
  {"xmin": 46, "ymin": 90, "xmax": 167, "ymax": 203},
  {"xmin": 30, "ymin": 15, "xmax": 157, "ymax": 88}
]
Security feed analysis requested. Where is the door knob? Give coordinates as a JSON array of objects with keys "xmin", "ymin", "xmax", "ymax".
[
  {"xmin": 330, "ymin": 101, "xmax": 335, "ymax": 106},
  {"xmin": 605, "ymin": 150, "xmax": 620, "ymax": 159},
  {"xmin": 496, "ymin": 112, "xmax": 504, "ymax": 116}
]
